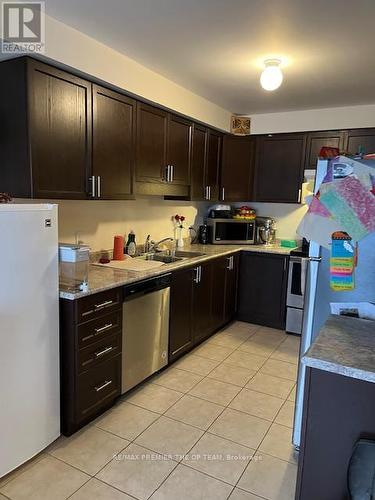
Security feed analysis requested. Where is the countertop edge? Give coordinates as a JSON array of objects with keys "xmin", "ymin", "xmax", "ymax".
[
  {"xmin": 60, "ymin": 244, "xmax": 293, "ymax": 300},
  {"xmin": 301, "ymin": 355, "xmax": 375, "ymax": 384}
]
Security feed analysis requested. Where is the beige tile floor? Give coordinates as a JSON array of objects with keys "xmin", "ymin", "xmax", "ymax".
[{"xmin": 0, "ymin": 321, "xmax": 300, "ymax": 500}]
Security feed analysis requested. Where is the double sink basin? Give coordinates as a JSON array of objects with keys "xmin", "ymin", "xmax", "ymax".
[{"xmin": 136, "ymin": 250, "xmax": 206, "ymax": 264}]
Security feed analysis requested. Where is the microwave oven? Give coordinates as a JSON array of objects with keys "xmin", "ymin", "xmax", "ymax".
[{"xmin": 207, "ymin": 218, "xmax": 255, "ymax": 244}]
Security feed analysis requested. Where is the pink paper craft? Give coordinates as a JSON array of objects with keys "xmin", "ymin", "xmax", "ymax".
[
  {"xmin": 334, "ymin": 176, "xmax": 375, "ymax": 232},
  {"xmin": 308, "ymin": 195, "xmax": 331, "ymax": 217}
]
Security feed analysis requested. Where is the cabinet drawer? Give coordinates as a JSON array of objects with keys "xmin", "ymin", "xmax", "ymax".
[
  {"xmin": 77, "ymin": 288, "xmax": 122, "ymax": 322},
  {"xmin": 77, "ymin": 354, "xmax": 121, "ymax": 421},
  {"xmin": 77, "ymin": 332, "xmax": 121, "ymax": 374},
  {"xmin": 77, "ymin": 309, "xmax": 122, "ymax": 347}
]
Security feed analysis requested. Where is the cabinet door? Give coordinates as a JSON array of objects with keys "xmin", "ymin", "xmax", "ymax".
[
  {"xmin": 211, "ymin": 257, "xmax": 227, "ymax": 331},
  {"xmin": 345, "ymin": 128, "xmax": 375, "ymax": 156},
  {"xmin": 305, "ymin": 130, "xmax": 345, "ymax": 170},
  {"xmin": 224, "ymin": 253, "xmax": 239, "ymax": 323},
  {"xmin": 136, "ymin": 102, "xmax": 168, "ymax": 183},
  {"xmin": 192, "ymin": 263, "xmax": 213, "ymax": 342},
  {"xmin": 221, "ymin": 135, "xmax": 255, "ymax": 202},
  {"xmin": 28, "ymin": 60, "xmax": 92, "ymax": 199},
  {"xmin": 206, "ymin": 129, "xmax": 222, "ymax": 201},
  {"xmin": 254, "ymin": 133, "xmax": 306, "ymax": 203},
  {"xmin": 169, "ymin": 268, "xmax": 194, "ymax": 361},
  {"xmin": 190, "ymin": 125, "xmax": 208, "ymax": 200},
  {"xmin": 167, "ymin": 114, "xmax": 192, "ymax": 185},
  {"xmin": 237, "ymin": 252, "xmax": 288, "ymax": 329},
  {"xmin": 93, "ymin": 85, "xmax": 136, "ymax": 199}
]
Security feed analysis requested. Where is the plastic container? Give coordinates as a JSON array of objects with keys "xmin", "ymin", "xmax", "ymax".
[{"xmin": 59, "ymin": 243, "xmax": 90, "ymax": 291}]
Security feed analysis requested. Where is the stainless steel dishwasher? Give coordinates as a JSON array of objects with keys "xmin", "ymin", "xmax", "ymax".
[{"xmin": 121, "ymin": 273, "xmax": 171, "ymax": 393}]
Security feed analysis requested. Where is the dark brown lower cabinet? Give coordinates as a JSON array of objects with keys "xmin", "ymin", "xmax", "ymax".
[
  {"xmin": 60, "ymin": 288, "xmax": 123, "ymax": 436},
  {"xmin": 237, "ymin": 252, "xmax": 288, "ymax": 329},
  {"xmin": 296, "ymin": 367, "xmax": 375, "ymax": 500},
  {"xmin": 169, "ymin": 267, "xmax": 194, "ymax": 361},
  {"xmin": 169, "ymin": 253, "xmax": 239, "ymax": 362}
]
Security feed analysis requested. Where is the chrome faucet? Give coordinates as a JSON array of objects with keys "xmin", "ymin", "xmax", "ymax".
[{"xmin": 149, "ymin": 237, "xmax": 174, "ymax": 253}]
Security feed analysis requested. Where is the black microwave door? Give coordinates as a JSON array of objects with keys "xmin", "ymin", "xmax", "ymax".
[{"xmin": 214, "ymin": 222, "xmax": 250, "ymax": 241}]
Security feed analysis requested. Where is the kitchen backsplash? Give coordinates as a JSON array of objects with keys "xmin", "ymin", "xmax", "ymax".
[{"xmin": 16, "ymin": 197, "xmax": 307, "ymax": 251}]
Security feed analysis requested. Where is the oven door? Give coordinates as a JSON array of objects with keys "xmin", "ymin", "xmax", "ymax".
[
  {"xmin": 213, "ymin": 221, "xmax": 255, "ymax": 243},
  {"xmin": 287, "ymin": 257, "xmax": 308, "ymax": 308}
]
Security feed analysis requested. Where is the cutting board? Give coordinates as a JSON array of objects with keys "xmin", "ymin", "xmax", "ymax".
[{"xmin": 93, "ymin": 258, "xmax": 165, "ymax": 272}]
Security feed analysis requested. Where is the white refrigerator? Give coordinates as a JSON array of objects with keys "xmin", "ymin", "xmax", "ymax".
[
  {"xmin": 293, "ymin": 159, "xmax": 375, "ymax": 448},
  {"xmin": 0, "ymin": 204, "xmax": 60, "ymax": 477}
]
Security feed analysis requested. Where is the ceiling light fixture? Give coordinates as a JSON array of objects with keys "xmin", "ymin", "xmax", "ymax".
[{"xmin": 260, "ymin": 59, "xmax": 283, "ymax": 91}]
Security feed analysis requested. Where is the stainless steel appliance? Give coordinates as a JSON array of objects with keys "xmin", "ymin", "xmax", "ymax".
[
  {"xmin": 286, "ymin": 253, "xmax": 308, "ymax": 335},
  {"xmin": 207, "ymin": 218, "xmax": 255, "ymax": 244},
  {"xmin": 122, "ymin": 274, "xmax": 171, "ymax": 393},
  {"xmin": 256, "ymin": 216, "xmax": 276, "ymax": 245}
]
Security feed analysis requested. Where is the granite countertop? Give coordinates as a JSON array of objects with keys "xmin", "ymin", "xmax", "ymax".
[
  {"xmin": 302, "ymin": 315, "xmax": 375, "ymax": 383},
  {"xmin": 60, "ymin": 243, "xmax": 294, "ymax": 300}
]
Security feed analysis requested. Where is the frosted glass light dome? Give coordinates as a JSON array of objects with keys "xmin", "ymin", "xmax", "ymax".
[{"xmin": 260, "ymin": 59, "xmax": 283, "ymax": 91}]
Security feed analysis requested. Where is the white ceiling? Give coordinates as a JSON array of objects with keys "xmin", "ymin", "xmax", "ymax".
[{"xmin": 46, "ymin": 0, "xmax": 375, "ymax": 114}]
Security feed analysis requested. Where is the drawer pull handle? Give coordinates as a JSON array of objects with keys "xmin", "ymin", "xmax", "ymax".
[
  {"xmin": 95, "ymin": 323, "xmax": 113, "ymax": 334},
  {"xmin": 94, "ymin": 300, "xmax": 113, "ymax": 310},
  {"xmin": 82, "ymin": 333, "xmax": 94, "ymax": 342},
  {"xmin": 94, "ymin": 380, "xmax": 112, "ymax": 392},
  {"xmin": 95, "ymin": 346, "xmax": 114, "ymax": 358}
]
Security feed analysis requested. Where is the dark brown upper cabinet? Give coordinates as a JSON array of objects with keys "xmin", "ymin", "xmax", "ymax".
[
  {"xmin": 221, "ymin": 135, "xmax": 255, "ymax": 202},
  {"xmin": 305, "ymin": 130, "xmax": 346, "ymax": 171},
  {"xmin": 135, "ymin": 103, "xmax": 190, "ymax": 196},
  {"xmin": 254, "ymin": 133, "xmax": 307, "ymax": 203},
  {"xmin": 92, "ymin": 85, "xmax": 136, "ymax": 199},
  {"xmin": 345, "ymin": 128, "xmax": 375, "ymax": 156},
  {"xmin": 0, "ymin": 57, "xmax": 92, "ymax": 199},
  {"xmin": 190, "ymin": 125, "xmax": 208, "ymax": 200},
  {"xmin": 205, "ymin": 129, "xmax": 222, "ymax": 201},
  {"xmin": 167, "ymin": 114, "xmax": 192, "ymax": 185},
  {"xmin": 135, "ymin": 102, "xmax": 168, "ymax": 186}
]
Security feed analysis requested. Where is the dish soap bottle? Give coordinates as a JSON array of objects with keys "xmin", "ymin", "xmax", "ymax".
[{"xmin": 126, "ymin": 231, "xmax": 136, "ymax": 256}]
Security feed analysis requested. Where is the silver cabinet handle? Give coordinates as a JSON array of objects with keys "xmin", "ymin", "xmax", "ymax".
[
  {"xmin": 94, "ymin": 380, "xmax": 112, "ymax": 392},
  {"xmin": 95, "ymin": 346, "xmax": 113, "ymax": 358},
  {"xmin": 94, "ymin": 322, "xmax": 113, "ymax": 334},
  {"xmin": 226, "ymin": 256, "xmax": 232, "ymax": 270},
  {"xmin": 193, "ymin": 267, "xmax": 200, "ymax": 283},
  {"xmin": 204, "ymin": 186, "xmax": 209, "ymax": 200},
  {"xmin": 94, "ymin": 300, "xmax": 113, "ymax": 310},
  {"xmin": 165, "ymin": 165, "xmax": 170, "ymax": 182},
  {"xmin": 170, "ymin": 165, "xmax": 174, "ymax": 183},
  {"xmin": 208, "ymin": 186, "xmax": 211, "ymax": 200},
  {"xmin": 298, "ymin": 188, "xmax": 302, "ymax": 203},
  {"xmin": 309, "ymin": 257, "xmax": 322, "ymax": 262},
  {"xmin": 97, "ymin": 175, "xmax": 101, "ymax": 198},
  {"xmin": 221, "ymin": 187, "xmax": 225, "ymax": 201},
  {"xmin": 90, "ymin": 175, "xmax": 96, "ymax": 197},
  {"xmin": 198, "ymin": 266, "xmax": 202, "ymax": 283}
]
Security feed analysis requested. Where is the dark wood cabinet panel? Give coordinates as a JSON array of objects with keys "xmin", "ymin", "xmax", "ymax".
[
  {"xmin": 206, "ymin": 129, "xmax": 222, "ymax": 201},
  {"xmin": 93, "ymin": 85, "xmax": 136, "ymax": 199},
  {"xmin": 136, "ymin": 102, "xmax": 168, "ymax": 184},
  {"xmin": 305, "ymin": 130, "xmax": 345, "ymax": 170},
  {"xmin": 28, "ymin": 60, "xmax": 92, "ymax": 199},
  {"xmin": 167, "ymin": 114, "xmax": 192, "ymax": 185},
  {"xmin": 237, "ymin": 252, "xmax": 288, "ymax": 329},
  {"xmin": 345, "ymin": 128, "xmax": 375, "ymax": 156},
  {"xmin": 192, "ymin": 263, "xmax": 213, "ymax": 342},
  {"xmin": 190, "ymin": 125, "xmax": 208, "ymax": 200},
  {"xmin": 254, "ymin": 133, "xmax": 306, "ymax": 203},
  {"xmin": 211, "ymin": 257, "xmax": 227, "ymax": 330},
  {"xmin": 221, "ymin": 135, "xmax": 255, "ymax": 202},
  {"xmin": 224, "ymin": 253, "xmax": 239, "ymax": 323},
  {"xmin": 169, "ymin": 268, "xmax": 194, "ymax": 361}
]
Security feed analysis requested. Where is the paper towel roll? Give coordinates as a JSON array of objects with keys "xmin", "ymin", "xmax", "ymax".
[{"xmin": 113, "ymin": 235, "xmax": 125, "ymax": 260}]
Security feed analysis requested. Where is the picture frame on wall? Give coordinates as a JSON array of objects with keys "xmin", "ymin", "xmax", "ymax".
[{"xmin": 231, "ymin": 115, "xmax": 251, "ymax": 135}]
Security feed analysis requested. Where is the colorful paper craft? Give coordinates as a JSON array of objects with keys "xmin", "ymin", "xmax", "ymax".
[{"xmin": 330, "ymin": 233, "xmax": 355, "ymax": 291}]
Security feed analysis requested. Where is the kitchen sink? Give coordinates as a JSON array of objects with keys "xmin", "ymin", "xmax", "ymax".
[
  {"xmin": 174, "ymin": 250, "xmax": 206, "ymax": 258},
  {"xmin": 139, "ymin": 254, "xmax": 183, "ymax": 264}
]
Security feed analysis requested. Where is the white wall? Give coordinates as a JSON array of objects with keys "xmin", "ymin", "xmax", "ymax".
[
  {"xmin": 56, "ymin": 198, "xmax": 209, "ymax": 251},
  {"xmin": 248, "ymin": 104, "xmax": 375, "ymax": 135},
  {"xmin": 40, "ymin": 15, "xmax": 231, "ymax": 131}
]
